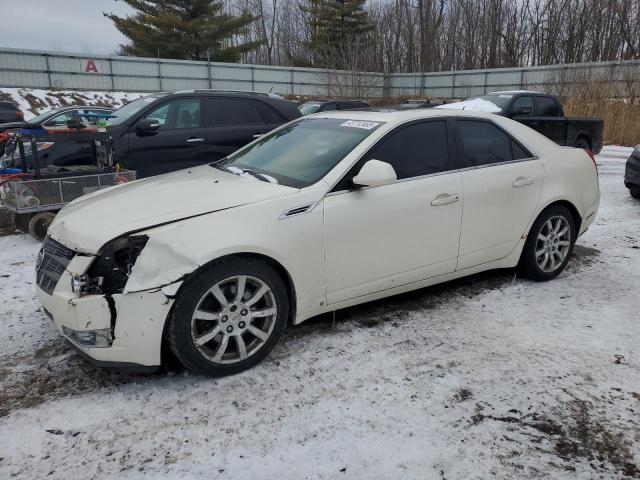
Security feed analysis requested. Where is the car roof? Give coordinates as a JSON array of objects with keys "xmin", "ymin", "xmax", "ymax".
[
  {"xmin": 308, "ymin": 108, "xmax": 500, "ymax": 124},
  {"xmin": 486, "ymin": 90, "xmax": 542, "ymax": 95}
]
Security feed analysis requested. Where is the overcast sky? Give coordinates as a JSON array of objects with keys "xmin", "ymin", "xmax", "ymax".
[{"xmin": 0, "ymin": 0, "xmax": 135, "ymax": 54}]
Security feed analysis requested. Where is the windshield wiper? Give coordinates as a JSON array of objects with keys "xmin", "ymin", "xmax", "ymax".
[{"xmin": 240, "ymin": 168, "xmax": 270, "ymax": 182}]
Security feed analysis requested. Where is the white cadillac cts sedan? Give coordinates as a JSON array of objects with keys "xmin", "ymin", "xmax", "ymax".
[{"xmin": 37, "ymin": 109, "xmax": 600, "ymax": 376}]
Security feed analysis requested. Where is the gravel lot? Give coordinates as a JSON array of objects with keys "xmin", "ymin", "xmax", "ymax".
[{"xmin": 0, "ymin": 146, "xmax": 639, "ymax": 479}]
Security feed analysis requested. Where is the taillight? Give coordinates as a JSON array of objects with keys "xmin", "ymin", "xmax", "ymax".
[
  {"xmin": 584, "ymin": 148, "xmax": 598, "ymax": 173},
  {"xmin": 15, "ymin": 111, "xmax": 24, "ymax": 119}
]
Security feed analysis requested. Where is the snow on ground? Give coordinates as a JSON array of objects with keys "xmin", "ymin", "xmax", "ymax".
[
  {"xmin": 0, "ymin": 88, "xmax": 144, "ymax": 119},
  {"xmin": 0, "ymin": 147, "xmax": 639, "ymax": 479}
]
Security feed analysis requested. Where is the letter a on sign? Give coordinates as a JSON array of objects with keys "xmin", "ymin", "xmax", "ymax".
[{"xmin": 85, "ymin": 60, "xmax": 98, "ymax": 73}]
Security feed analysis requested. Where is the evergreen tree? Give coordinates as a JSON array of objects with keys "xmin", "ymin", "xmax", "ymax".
[
  {"xmin": 301, "ymin": 0, "xmax": 373, "ymax": 67},
  {"xmin": 105, "ymin": 0, "xmax": 261, "ymax": 62}
]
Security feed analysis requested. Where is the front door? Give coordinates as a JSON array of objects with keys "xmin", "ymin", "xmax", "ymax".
[
  {"xmin": 127, "ymin": 97, "xmax": 207, "ymax": 177},
  {"xmin": 323, "ymin": 120, "xmax": 463, "ymax": 304},
  {"xmin": 454, "ymin": 119, "xmax": 544, "ymax": 270}
]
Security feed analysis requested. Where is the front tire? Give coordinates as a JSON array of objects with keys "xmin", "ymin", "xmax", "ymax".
[
  {"xmin": 519, "ymin": 205, "xmax": 576, "ymax": 281},
  {"xmin": 167, "ymin": 258, "xmax": 289, "ymax": 377},
  {"xmin": 630, "ymin": 186, "xmax": 640, "ymax": 200}
]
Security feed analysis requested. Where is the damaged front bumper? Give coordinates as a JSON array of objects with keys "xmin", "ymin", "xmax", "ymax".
[{"xmin": 36, "ymin": 253, "xmax": 180, "ymax": 369}]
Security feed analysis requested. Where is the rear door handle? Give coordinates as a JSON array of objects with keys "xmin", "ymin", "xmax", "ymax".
[
  {"xmin": 512, "ymin": 177, "xmax": 534, "ymax": 187},
  {"xmin": 186, "ymin": 137, "xmax": 204, "ymax": 143},
  {"xmin": 431, "ymin": 194, "xmax": 459, "ymax": 206}
]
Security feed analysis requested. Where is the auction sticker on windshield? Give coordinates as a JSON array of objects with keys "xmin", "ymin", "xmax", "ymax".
[{"xmin": 340, "ymin": 120, "xmax": 380, "ymax": 130}]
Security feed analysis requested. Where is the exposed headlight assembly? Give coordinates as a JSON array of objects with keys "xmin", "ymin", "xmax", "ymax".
[{"xmin": 84, "ymin": 235, "xmax": 149, "ymax": 295}]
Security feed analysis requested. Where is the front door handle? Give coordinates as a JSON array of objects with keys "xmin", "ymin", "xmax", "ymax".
[
  {"xmin": 431, "ymin": 194, "xmax": 459, "ymax": 206},
  {"xmin": 512, "ymin": 177, "xmax": 534, "ymax": 188},
  {"xmin": 186, "ymin": 137, "xmax": 204, "ymax": 143}
]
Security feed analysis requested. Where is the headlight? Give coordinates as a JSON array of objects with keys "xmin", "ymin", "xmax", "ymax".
[{"xmin": 85, "ymin": 235, "xmax": 148, "ymax": 295}]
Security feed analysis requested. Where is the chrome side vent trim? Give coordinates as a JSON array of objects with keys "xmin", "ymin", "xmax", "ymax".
[{"xmin": 279, "ymin": 202, "xmax": 318, "ymax": 219}]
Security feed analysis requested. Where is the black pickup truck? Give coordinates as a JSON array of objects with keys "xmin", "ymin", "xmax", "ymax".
[{"xmin": 439, "ymin": 91, "xmax": 604, "ymax": 153}]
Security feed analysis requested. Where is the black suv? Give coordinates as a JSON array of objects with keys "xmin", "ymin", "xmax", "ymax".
[
  {"xmin": 2, "ymin": 91, "xmax": 300, "ymax": 178},
  {"xmin": 108, "ymin": 91, "xmax": 301, "ymax": 177}
]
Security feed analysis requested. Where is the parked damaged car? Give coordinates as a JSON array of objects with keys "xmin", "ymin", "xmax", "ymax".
[
  {"xmin": 37, "ymin": 109, "xmax": 600, "ymax": 376},
  {"xmin": 626, "ymin": 145, "xmax": 640, "ymax": 199}
]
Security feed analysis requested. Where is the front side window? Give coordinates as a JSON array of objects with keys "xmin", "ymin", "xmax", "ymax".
[
  {"xmin": 511, "ymin": 96, "xmax": 533, "ymax": 116},
  {"xmin": 457, "ymin": 120, "xmax": 531, "ymax": 167},
  {"xmin": 45, "ymin": 110, "xmax": 77, "ymax": 126},
  {"xmin": 145, "ymin": 99, "xmax": 201, "ymax": 129},
  {"xmin": 298, "ymin": 102, "xmax": 322, "ymax": 115},
  {"xmin": 366, "ymin": 121, "xmax": 449, "ymax": 179},
  {"xmin": 108, "ymin": 94, "xmax": 167, "ymax": 125},
  {"xmin": 216, "ymin": 118, "xmax": 382, "ymax": 188}
]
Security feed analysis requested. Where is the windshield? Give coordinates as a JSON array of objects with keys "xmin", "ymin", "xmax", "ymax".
[
  {"xmin": 216, "ymin": 118, "xmax": 383, "ymax": 188},
  {"xmin": 28, "ymin": 109, "xmax": 62, "ymax": 124},
  {"xmin": 298, "ymin": 102, "xmax": 322, "ymax": 115},
  {"xmin": 108, "ymin": 94, "xmax": 166, "ymax": 125}
]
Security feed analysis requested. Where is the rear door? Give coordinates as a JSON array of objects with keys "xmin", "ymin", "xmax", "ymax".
[
  {"xmin": 126, "ymin": 97, "xmax": 206, "ymax": 177},
  {"xmin": 455, "ymin": 119, "xmax": 544, "ymax": 270},
  {"xmin": 533, "ymin": 96, "xmax": 565, "ymax": 145},
  {"xmin": 205, "ymin": 97, "xmax": 273, "ymax": 162}
]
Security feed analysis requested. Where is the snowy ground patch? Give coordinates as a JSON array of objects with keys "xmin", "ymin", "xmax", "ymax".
[
  {"xmin": 0, "ymin": 88, "xmax": 144, "ymax": 119},
  {"xmin": 0, "ymin": 147, "xmax": 639, "ymax": 479}
]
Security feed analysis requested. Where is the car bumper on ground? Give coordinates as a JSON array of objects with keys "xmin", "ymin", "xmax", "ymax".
[{"xmin": 36, "ymin": 253, "xmax": 176, "ymax": 369}]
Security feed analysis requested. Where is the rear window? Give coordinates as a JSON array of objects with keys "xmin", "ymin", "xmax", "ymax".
[
  {"xmin": 0, "ymin": 101, "xmax": 18, "ymax": 111},
  {"xmin": 207, "ymin": 98, "xmax": 261, "ymax": 126},
  {"xmin": 535, "ymin": 97, "xmax": 559, "ymax": 116}
]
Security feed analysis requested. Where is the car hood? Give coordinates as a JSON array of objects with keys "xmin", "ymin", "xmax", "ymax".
[{"xmin": 48, "ymin": 165, "xmax": 298, "ymax": 254}]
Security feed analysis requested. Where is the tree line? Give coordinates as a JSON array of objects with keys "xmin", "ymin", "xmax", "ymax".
[{"xmin": 107, "ymin": 0, "xmax": 640, "ymax": 73}]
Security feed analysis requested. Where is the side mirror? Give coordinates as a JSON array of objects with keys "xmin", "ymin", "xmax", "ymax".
[
  {"xmin": 136, "ymin": 118, "xmax": 161, "ymax": 134},
  {"xmin": 352, "ymin": 159, "xmax": 397, "ymax": 188}
]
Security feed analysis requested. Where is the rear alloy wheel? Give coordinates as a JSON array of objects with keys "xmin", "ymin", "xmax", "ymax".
[
  {"xmin": 519, "ymin": 205, "xmax": 576, "ymax": 281},
  {"xmin": 167, "ymin": 258, "xmax": 288, "ymax": 376}
]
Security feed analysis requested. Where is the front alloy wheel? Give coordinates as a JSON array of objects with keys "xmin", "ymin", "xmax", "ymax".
[
  {"xmin": 191, "ymin": 275, "xmax": 278, "ymax": 364},
  {"xmin": 167, "ymin": 258, "xmax": 288, "ymax": 376}
]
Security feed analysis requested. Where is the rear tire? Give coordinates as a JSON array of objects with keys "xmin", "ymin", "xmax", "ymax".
[
  {"xmin": 519, "ymin": 205, "xmax": 576, "ymax": 281},
  {"xmin": 13, "ymin": 213, "xmax": 32, "ymax": 234},
  {"xmin": 28, "ymin": 211, "xmax": 56, "ymax": 241},
  {"xmin": 167, "ymin": 258, "xmax": 289, "ymax": 377},
  {"xmin": 574, "ymin": 136, "xmax": 591, "ymax": 150}
]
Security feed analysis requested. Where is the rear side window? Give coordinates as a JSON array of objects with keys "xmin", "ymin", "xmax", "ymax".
[
  {"xmin": 366, "ymin": 120, "xmax": 449, "ymax": 179},
  {"xmin": 320, "ymin": 103, "xmax": 337, "ymax": 112},
  {"xmin": 252, "ymin": 101, "xmax": 285, "ymax": 124},
  {"xmin": 457, "ymin": 120, "xmax": 531, "ymax": 166},
  {"xmin": 535, "ymin": 97, "xmax": 559, "ymax": 116},
  {"xmin": 207, "ymin": 98, "xmax": 261, "ymax": 126}
]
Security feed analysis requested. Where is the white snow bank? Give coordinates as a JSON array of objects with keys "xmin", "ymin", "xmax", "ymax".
[{"xmin": 0, "ymin": 88, "xmax": 145, "ymax": 120}]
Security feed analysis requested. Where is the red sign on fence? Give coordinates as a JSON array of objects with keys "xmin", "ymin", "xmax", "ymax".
[{"xmin": 85, "ymin": 59, "xmax": 98, "ymax": 73}]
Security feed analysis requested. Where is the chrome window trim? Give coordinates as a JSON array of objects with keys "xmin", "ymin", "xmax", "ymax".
[
  {"xmin": 324, "ymin": 155, "xmax": 541, "ymax": 197},
  {"xmin": 457, "ymin": 155, "xmax": 540, "ymax": 172}
]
